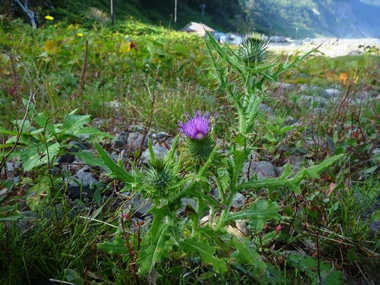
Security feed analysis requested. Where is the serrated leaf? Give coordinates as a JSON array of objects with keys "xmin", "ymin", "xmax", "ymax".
[
  {"xmin": 137, "ymin": 223, "xmax": 171, "ymax": 275},
  {"xmin": 233, "ymin": 240, "xmax": 266, "ymax": 275},
  {"xmin": 304, "ymin": 154, "xmax": 344, "ymax": 179},
  {"xmin": 238, "ymin": 154, "xmax": 344, "ymax": 192},
  {"xmin": 225, "ymin": 200, "xmax": 280, "ymax": 225},
  {"xmin": 180, "ymin": 237, "xmax": 227, "ymax": 274},
  {"xmin": 98, "ymin": 233, "xmax": 128, "ymax": 254}
]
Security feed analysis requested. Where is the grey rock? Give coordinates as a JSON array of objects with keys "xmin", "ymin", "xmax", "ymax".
[
  {"xmin": 241, "ymin": 161, "xmax": 277, "ymax": 182},
  {"xmin": 325, "ymin": 88, "xmax": 342, "ymax": 99},
  {"xmin": 127, "ymin": 132, "xmax": 146, "ymax": 152},
  {"xmin": 275, "ymin": 166, "xmax": 284, "ymax": 177},
  {"xmin": 141, "ymin": 144, "xmax": 169, "ymax": 165},
  {"xmin": 232, "ymin": 193, "xmax": 246, "ymax": 209},
  {"xmin": 369, "ymin": 221, "xmax": 380, "ymax": 239},
  {"xmin": 68, "ymin": 166, "xmax": 99, "ymax": 199},
  {"xmin": 259, "ymin": 103, "xmax": 274, "ymax": 115},
  {"xmin": 276, "ymin": 82, "xmax": 296, "ymax": 92},
  {"xmin": 6, "ymin": 162, "xmax": 15, "ymax": 172},
  {"xmin": 286, "ymin": 155, "xmax": 305, "ymax": 172},
  {"xmin": 112, "ymin": 131, "xmax": 128, "ymax": 148},
  {"xmin": 299, "ymin": 95, "xmax": 328, "ymax": 108},
  {"xmin": 123, "ymin": 193, "xmax": 153, "ymax": 219},
  {"xmin": 348, "ymin": 50, "xmax": 363, "ymax": 56},
  {"xmin": 284, "ymin": 116, "xmax": 298, "ymax": 126},
  {"xmin": 177, "ymin": 198, "xmax": 198, "ymax": 216},
  {"xmin": 300, "ymin": 84, "xmax": 329, "ymax": 98},
  {"xmin": 128, "ymin": 125, "xmax": 145, "ymax": 132}
]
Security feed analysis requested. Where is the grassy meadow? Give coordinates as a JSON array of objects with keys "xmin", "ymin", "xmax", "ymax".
[{"xmin": 0, "ymin": 18, "xmax": 380, "ymax": 285}]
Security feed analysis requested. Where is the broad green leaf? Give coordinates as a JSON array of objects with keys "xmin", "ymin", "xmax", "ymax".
[
  {"xmin": 0, "ymin": 213, "xmax": 22, "ymax": 221},
  {"xmin": 0, "ymin": 205, "xmax": 15, "ymax": 212},
  {"xmin": 73, "ymin": 151, "xmax": 110, "ymax": 172},
  {"xmin": 22, "ymin": 142, "xmax": 60, "ymax": 171},
  {"xmin": 72, "ymin": 127, "xmax": 113, "ymax": 138},
  {"xmin": 180, "ymin": 237, "xmax": 227, "ymax": 274},
  {"xmin": 63, "ymin": 112, "xmax": 91, "ymax": 131},
  {"xmin": 0, "ymin": 127, "xmax": 18, "ymax": 136},
  {"xmin": 364, "ymin": 165, "xmax": 378, "ymax": 174}
]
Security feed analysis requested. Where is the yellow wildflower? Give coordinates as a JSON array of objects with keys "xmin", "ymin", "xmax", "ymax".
[
  {"xmin": 77, "ymin": 33, "xmax": 84, "ymax": 37},
  {"xmin": 45, "ymin": 15, "xmax": 54, "ymax": 21}
]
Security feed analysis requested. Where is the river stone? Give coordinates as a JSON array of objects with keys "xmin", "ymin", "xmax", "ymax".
[
  {"xmin": 300, "ymin": 84, "xmax": 329, "ymax": 99},
  {"xmin": 123, "ymin": 193, "xmax": 153, "ymax": 219},
  {"xmin": 369, "ymin": 221, "xmax": 380, "ymax": 239},
  {"xmin": 299, "ymin": 95, "xmax": 328, "ymax": 108},
  {"xmin": 232, "ymin": 192, "xmax": 246, "ymax": 209},
  {"xmin": 127, "ymin": 132, "xmax": 146, "ymax": 153},
  {"xmin": 112, "ymin": 131, "xmax": 128, "ymax": 148},
  {"xmin": 325, "ymin": 88, "xmax": 342, "ymax": 99},
  {"xmin": 241, "ymin": 161, "xmax": 277, "ymax": 182},
  {"xmin": 259, "ymin": 103, "xmax": 274, "ymax": 115},
  {"xmin": 141, "ymin": 144, "xmax": 169, "ymax": 165},
  {"xmin": 68, "ymin": 166, "xmax": 99, "ymax": 199}
]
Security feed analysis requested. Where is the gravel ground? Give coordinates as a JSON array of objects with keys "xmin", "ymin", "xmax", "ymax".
[{"xmin": 268, "ymin": 38, "xmax": 380, "ymax": 57}]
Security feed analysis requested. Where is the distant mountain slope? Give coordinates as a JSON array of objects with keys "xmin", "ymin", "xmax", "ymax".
[{"xmin": 245, "ymin": 0, "xmax": 380, "ymax": 38}]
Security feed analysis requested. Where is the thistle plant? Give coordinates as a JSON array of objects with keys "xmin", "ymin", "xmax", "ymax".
[{"xmin": 95, "ymin": 32, "xmax": 344, "ymax": 282}]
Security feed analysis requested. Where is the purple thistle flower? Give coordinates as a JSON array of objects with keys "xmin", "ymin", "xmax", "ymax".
[{"xmin": 179, "ymin": 111, "xmax": 211, "ymax": 140}]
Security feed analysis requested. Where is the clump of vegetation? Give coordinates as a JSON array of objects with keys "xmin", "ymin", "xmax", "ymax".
[{"xmin": 0, "ymin": 18, "xmax": 379, "ymax": 285}]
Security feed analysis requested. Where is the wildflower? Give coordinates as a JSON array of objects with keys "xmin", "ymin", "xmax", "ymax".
[
  {"xmin": 45, "ymin": 15, "xmax": 54, "ymax": 21},
  {"xmin": 77, "ymin": 33, "xmax": 84, "ymax": 37},
  {"xmin": 179, "ymin": 111, "xmax": 211, "ymax": 140},
  {"xmin": 179, "ymin": 111, "xmax": 214, "ymax": 166}
]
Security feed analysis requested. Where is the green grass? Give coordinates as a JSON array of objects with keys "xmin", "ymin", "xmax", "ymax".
[{"xmin": 1, "ymin": 20, "xmax": 380, "ymax": 285}]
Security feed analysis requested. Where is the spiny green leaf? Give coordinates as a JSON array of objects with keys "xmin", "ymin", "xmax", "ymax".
[
  {"xmin": 98, "ymin": 233, "xmax": 128, "ymax": 254},
  {"xmin": 225, "ymin": 200, "xmax": 280, "ymax": 225},
  {"xmin": 180, "ymin": 237, "xmax": 227, "ymax": 274},
  {"xmin": 137, "ymin": 223, "xmax": 171, "ymax": 275},
  {"xmin": 232, "ymin": 239, "xmax": 266, "ymax": 275}
]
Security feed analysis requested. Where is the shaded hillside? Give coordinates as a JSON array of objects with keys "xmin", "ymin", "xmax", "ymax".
[{"xmin": 0, "ymin": 0, "xmax": 243, "ymax": 33}]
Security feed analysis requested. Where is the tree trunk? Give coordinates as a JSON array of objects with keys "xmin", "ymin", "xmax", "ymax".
[{"xmin": 14, "ymin": 0, "xmax": 37, "ymax": 29}]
